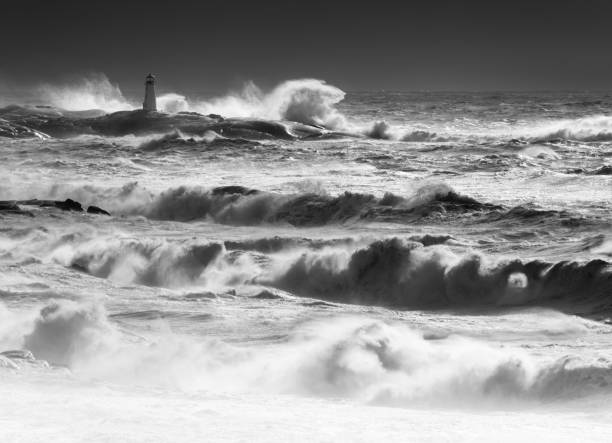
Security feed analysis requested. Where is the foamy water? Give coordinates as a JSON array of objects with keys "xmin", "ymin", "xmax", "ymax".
[{"xmin": 0, "ymin": 77, "xmax": 611, "ymax": 441}]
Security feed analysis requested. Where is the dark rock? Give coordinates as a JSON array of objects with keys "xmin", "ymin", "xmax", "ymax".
[
  {"xmin": 211, "ymin": 185, "xmax": 260, "ymax": 196},
  {"xmin": 0, "ymin": 201, "xmax": 20, "ymax": 211},
  {"xmin": 17, "ymin": 198, "xmax": 83, "ymax": 212},
  {"xmin": 53, "ymin": 199, "xmax": 83, "ymax": 212},
  {"xmin": 87, "ymin": 205, "xmax": 111, "ymax": 216},
  {"xmin": 593, "ymin": 165, "xmax": 612, "ymax": 175},
  {"xmin": 253, "ymin": 290, "xmax": 283, "ymax": 300},
  {"xmin": 184, "ymin": 291, "xmax": 218, "ymax": 300},
  {"xmin": 0, "ymin": 107, "xmax": 335, "ymax": 140},
  {"xmin": 0, "ymin": 117, "xmax": 49, "ymax": 139},
  {"xmin": 0, "ymin": 201, "xmax": 33, "ymax": 216}
]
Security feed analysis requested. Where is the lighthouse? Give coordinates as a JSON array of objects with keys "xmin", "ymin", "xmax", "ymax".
[{"xmin": 143, "ymin": 73, "xmax": 157, "ymax": 111}]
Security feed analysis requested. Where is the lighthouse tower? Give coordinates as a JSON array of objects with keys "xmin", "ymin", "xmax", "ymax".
[{"xmin": 143, "ymin": 73, "xmax": 157, "ymax": 112}]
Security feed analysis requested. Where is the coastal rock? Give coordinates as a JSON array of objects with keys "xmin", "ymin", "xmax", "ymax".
[
  {"xmin": 48, "ymin": 199, "xmax": 83, "ymax": 212},
  {"xmin": 0, "ymin": 201, "xmax": 21, "ymax": 211},
  {"xmin": 0, "ymin": 117, "xmax": 49, "ymax": 139},
  {"xmin": 211, "ymin": 185, "xmax": 260, "ymax": 196},
  {"xmin": 17, "ymin": 198, "xmax": 83, "ymax": 212},
  {"xmin": 0, "ymin": 106, "xmax": 332, "ymax": 140},
  {"xmin": 87, "ymin": 205, "xmax": 111, "ymax": 215},
  {"xmin": 253, "ymin": 289, "xmax": 283, "ymax": 300},
  {"xmin": 0, "ymin": 201, "xmax": 33, "ymax": 216},
  {"xmin": 3, "ymin": 198, "xmax": 107, "ymax": 216}
]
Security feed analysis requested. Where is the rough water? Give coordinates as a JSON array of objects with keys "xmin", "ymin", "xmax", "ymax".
[{"xmin": 1, "ymin": 77, "xmax": 611, "ymax": 442}]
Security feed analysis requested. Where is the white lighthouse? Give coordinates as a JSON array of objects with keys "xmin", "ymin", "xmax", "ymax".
[{"xmin": 143, "ymin": 73, "xmax": 157, "ymax": 111}]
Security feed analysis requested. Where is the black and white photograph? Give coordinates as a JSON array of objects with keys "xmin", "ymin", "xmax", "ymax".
[{"xmin": 1, "ymin": 0, "xmax": 611, "ymax": 441}]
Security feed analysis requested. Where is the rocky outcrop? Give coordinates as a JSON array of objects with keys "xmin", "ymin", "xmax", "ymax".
[
  {"xmin": 0, "ymin": 106, "xmax": 223, "ymax": 138},
  {"xmin": 0, "ymin": 201, "xmax": 33, "ymax": 216},
  {"xmin": 19, "ymin": 198, "xmax": 83, "ymax": 212},
  {"xmin": 1, "ymin": 198, "xmax": 110, "ymax": 216},
  {"xmin": 0, "ymin": 106, "xmax": 330, "ymax": 140},
  {"xmin": 0, "ymin": 117, "xmax": 49, "ymax": 139},
  {"xmin": 87, "ymin": 205, "xmax": 111, "ymax": 215}
]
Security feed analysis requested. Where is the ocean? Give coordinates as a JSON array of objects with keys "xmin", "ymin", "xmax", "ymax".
[{"xmin": 0, "ymin": 79, "xmax": 611, "ymax": 441}]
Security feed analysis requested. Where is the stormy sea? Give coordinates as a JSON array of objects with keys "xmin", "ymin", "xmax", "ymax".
[{"xmin": 1, "ymin": 76, "xmax": 611, "ymax": 441}]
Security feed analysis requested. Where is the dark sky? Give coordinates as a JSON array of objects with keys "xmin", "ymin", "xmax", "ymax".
[{"xmin": 2, "ymin": 0, "xmax": 612, "ymax": 93}]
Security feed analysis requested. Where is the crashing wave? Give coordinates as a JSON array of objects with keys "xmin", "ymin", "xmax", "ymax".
[
  {"xmin": 34, "ymin": 227, "xmax": 612, "ymax": 315},
  {"xmin": 364, "ymin": 120, "xmax": 443, "ymax": 142},
  {"xmin": 137, "ymin": 183, "xmax": 500, "ymax": 226},
  {"xmin": 38, "ymin": 73, "xmax": 133, "ymax": 113},
  {"xmin": 5, "ymin": 180, "xmax": 605, "ymax": 229},
  {"xmin": 261, "ymin": 238, "xmax": 612, "ymax": 314},
  {"xmin": 191, "ymin": 79, "xmax": 348, "ymax": 129},
  {"xmin": 2, "ymin": 299, "xmax": 612, "ymax": 403},
  {"xmin": 54, "ymin": 237, "xmax": 224, "ymax": 287},
  {"xmin": 528, "ymin": 115, "xmax": 612, "ymax": 142}
]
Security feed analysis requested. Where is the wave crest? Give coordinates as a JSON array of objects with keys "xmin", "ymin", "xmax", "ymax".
[
  {"xmin": 38, "ymin": 73, "xmax": 133, "ymax": 113},
  {"xmin": 53, "ymin": 237, "xmax": 224, "ymax": 287},
  {"xmin": 263, "ymin": 238, "xmax": 612, "ymax": 312},
  {"xmin": 3, "ymin": 301, "xmax": 612, "ymax": 403},
  {"xmin": 530, "ymin": 115, "xmax": 612, "ymax": 142},
  {"xmin": 194, "ymin": 79, "xmax": 347, "ymax": 129}
]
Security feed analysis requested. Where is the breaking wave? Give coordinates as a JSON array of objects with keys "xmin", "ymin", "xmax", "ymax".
[
  {"xmin": 364, "ymin": 120, "xmax": 444, "ymax": 142},
  {"xmin": 85, "ymin": 182, "xmax": 499, "ymax": 225},
  {"xmin": 5, "ymin": 180, "xmax": 605, "ymax": 229},
  {"xmin": 38, "ymin": 73, "xmax": 134, "ymax": 113},
  {"xmin": 192, "ymin": 79, "xmax": 348, "ymax": 129},
  {"xmin": 361, "ymin": 114, "xmax": 612, "ymax": 143},
  {"xmin": 2, "ymin": 300, "xmax": 611, "ymax": 404},
  {"xmin": 262, "ymin": 238, "xmax": 612, "ymax": 314},
  {"xmin": 528, "ymin": 115, "xmax": 612, "ymax": 142},
  {"xmin": 52, "ymin": 237, "xmax": 223, "ymax": 287},
  {"xmin": 12, "ymin": 224, "xmax": 609, "ymax": 315}
]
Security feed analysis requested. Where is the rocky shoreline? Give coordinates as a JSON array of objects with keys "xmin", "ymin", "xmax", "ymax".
[
  {"xmin": 0, "ymin": 106, "xmax": 334, "ymax": 140},
  {"xmin": 0, "ymin": 198, "xmax": 110, "ymax": 216}
]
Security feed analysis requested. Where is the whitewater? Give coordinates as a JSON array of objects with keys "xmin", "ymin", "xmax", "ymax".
[{"xmin": 0, "ymin": 75, "xmax": 611, "ymax": 442}]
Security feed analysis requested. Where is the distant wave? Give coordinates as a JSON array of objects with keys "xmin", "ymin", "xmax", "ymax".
[
  {"xmin": 4, "ymin": 181, "xmax": 606, "ymax": 229},
  {"xmin": 364, "ymin": 120, "xmax": 446, "ymax": 142},
  {"xmin": 360, "ymin": 114, "xmax": 612, "ymax": 143},
  {"xmin": 224, "ymin": 236, "xmax": 358, "ymax": 253},
  {"xmin": 84, "ymin": 182, "xmax": 500, "ymax": 226},
  {"xmin": 527, "ymin": 115, "xmax": 612, "ymax": 142},
  {"xmin": 223, "ymin": 234, "xmax": 453, "ymax": 253},
  {"xmin": 103, "ymin": 183, "xmax": 605, "ymax": 228}
]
